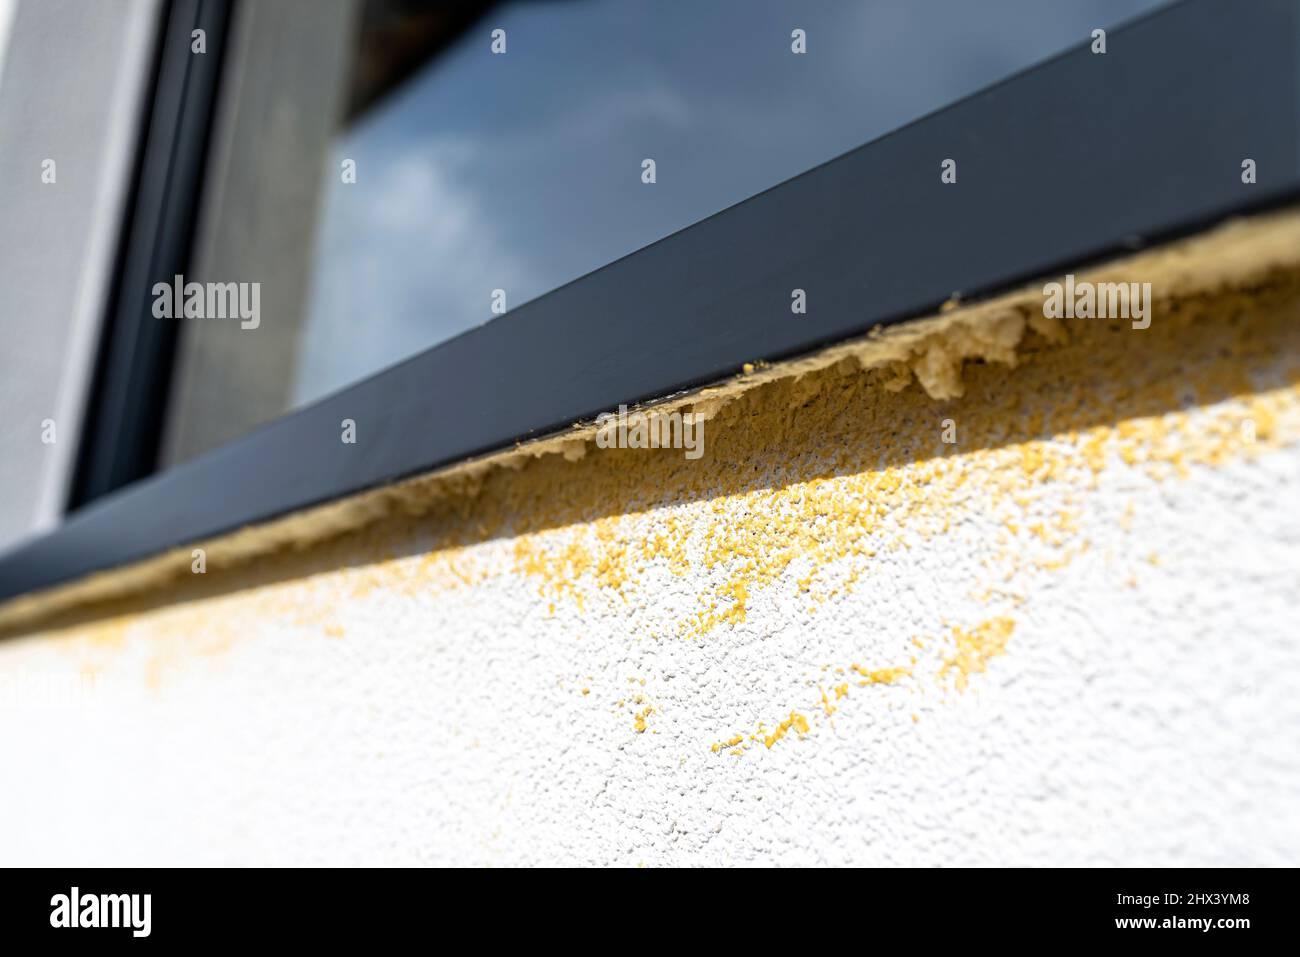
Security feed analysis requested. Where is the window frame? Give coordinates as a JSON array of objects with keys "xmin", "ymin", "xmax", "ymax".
[{"xmin": 67, "ymin": 0, "xmax": 233, "ymax": 508}]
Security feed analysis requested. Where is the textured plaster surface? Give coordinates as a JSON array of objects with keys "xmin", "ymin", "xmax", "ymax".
[{"xmin": 1, "ymin": 235, "xmax": 1299, "ymax": 866}]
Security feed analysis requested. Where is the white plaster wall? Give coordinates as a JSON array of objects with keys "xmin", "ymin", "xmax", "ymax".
[{"xmin": 0, "ymin": 375, "xmax": 1296, "ymax": 866}]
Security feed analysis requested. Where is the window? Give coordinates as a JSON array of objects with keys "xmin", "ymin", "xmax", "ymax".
[{"xmin": 160, "ymin": 0, "xmax": 1171, "ymax": 465}]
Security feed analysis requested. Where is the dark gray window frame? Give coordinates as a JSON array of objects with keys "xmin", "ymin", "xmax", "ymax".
[
  {"xmin": 1, "ymin": 0, "xmax": 1298, "ymax": 603},
  {"xmin": 68, "ymin": 0, "xmax": 233, "ymax": 509}
]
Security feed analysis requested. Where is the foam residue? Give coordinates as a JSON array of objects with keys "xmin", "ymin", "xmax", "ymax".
[{"xmin": 2, "ymin": 206, "xmax": 1299, "ymax": 634}]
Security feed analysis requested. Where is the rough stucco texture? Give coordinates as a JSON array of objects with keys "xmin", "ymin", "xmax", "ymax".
[{"xmin": 2, "ymin": 264, "xmax": 1300, "ymax": 866}]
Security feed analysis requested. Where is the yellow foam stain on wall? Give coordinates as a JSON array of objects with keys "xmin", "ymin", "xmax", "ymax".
[
  {"xmin": 495, "ymin": 282, "xmax": 1300, "ymax": 641},
  {"xmin": 686, "ymin": 574, "xmax": 750, "ymax": 635},
  {"xmin": 720, "ymin": 656, "xmax": 920, "ymax": 756},
  {"xmin": 633, "ymin": 705, "xmax": 653, "ymax": 734},
  {"xmin": 761, "ymin": 711, "xmax": 810, "ymax": 749},
  {"xmin": 512, "ymin": 537, "xmax": 592, "ymax": 611},
  {"xmin": 55, "ymin": 592, "xmax": 252, "ymax": 695},
  {"xmin": 939, "ymin": 617, "xmax": 1016, "ymax": 692},
  {"xmin": 851, "ymin": 663, "xmax": 912, "ymax": 686},
  {"xmin": 819, "ymin": 685, "xmax": 837, "ymax": 717}
]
